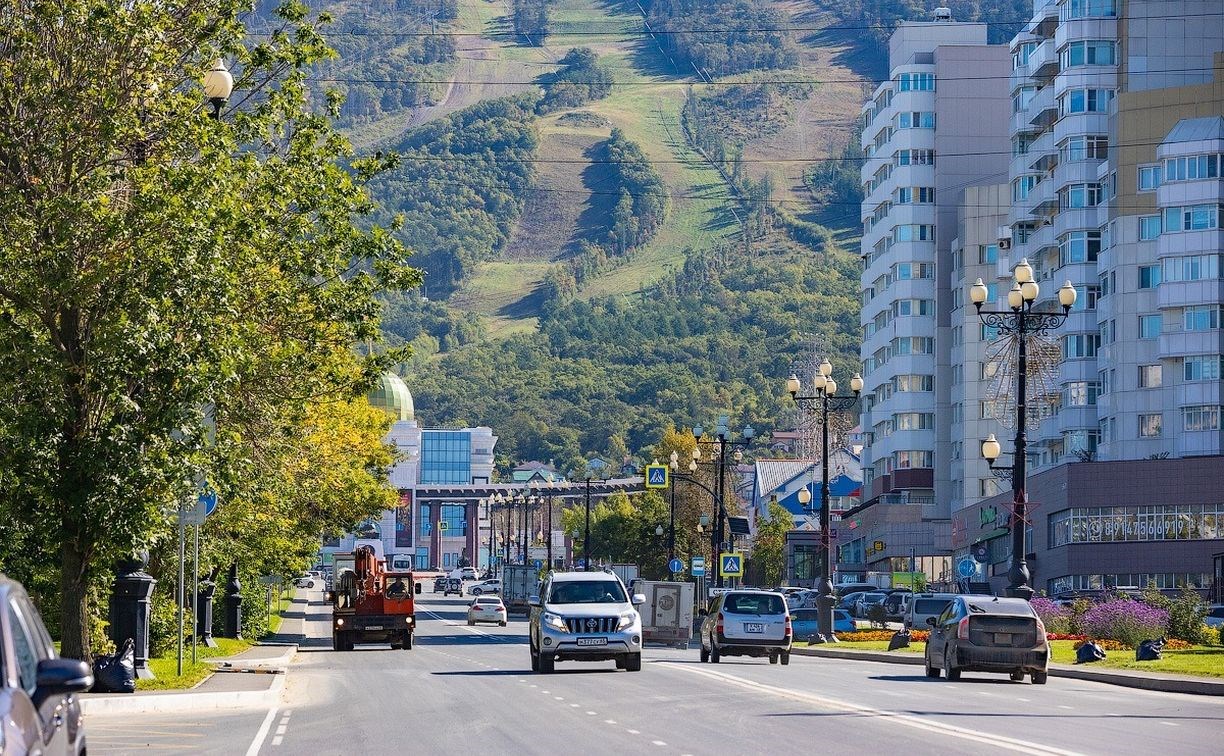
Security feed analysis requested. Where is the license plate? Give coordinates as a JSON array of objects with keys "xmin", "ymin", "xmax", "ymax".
[
  {"xmin": 366, "ymin": 626, "xmax": 383, "ymax": 631},
  {"xmin": 994, "ymin": 633, "xmax": 1012, "ymax": 645},
  {"xmin": 744, "ymin": 623, "xmax": 765, "ymax": 633},
  {"xmin": 576, "ymin": 637, "xmax": 608, "ymax": 647}
]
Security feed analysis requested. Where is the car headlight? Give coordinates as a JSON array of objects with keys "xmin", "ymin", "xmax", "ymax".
[
  {"xmin": 617, "ymin": 610, "xmax": 638, "ymax": 631},
  {"xmin": 543, "ymin": 612, "xmax": 568, "ymax": 632}
]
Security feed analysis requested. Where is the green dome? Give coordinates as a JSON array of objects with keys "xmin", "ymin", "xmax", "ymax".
[{"xmin": 368, "ymin": 371, "xmax": 414, "ymax": 421}]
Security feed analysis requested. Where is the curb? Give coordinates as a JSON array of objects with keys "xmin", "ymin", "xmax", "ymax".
[
  {"xmin": 792, "ymin": 646, "xmax": 1224, "ymax": 696},
  {"xmin": 80, "ymin": 644, "xmax": 296, "ymax": 715}
]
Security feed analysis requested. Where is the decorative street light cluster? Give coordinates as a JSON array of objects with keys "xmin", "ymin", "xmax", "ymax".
[
  {"xmin": 969, "ymin": 259, "xmax": 1076, "ymax": 600},
  {"xmin": 786, "ymin": 359, "xmax": 862, "ymax": 642},
  {"xmin": 662, "ymin": 450, "xmax": 718, "ymax": 578},
  {"xmin": 692, "ymin": 420, "xmax": 754, "ymax": 589}
]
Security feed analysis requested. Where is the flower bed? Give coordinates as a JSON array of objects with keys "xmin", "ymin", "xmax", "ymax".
[{"xmin": 839, "ymin": 629, "xmax": 929, "ymax": 643}]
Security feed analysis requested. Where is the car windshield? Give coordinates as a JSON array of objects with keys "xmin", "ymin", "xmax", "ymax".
[
  {"xmin": 548, "ymin": 580, "xmax": 626, "ymax": 604},
  {"xmin": 914, "ymin": 599, "xmax": 951, "ymax": 614},
  {"xmin": 723, "ymin": 593, "xmax": 785, "ymax": 614}
]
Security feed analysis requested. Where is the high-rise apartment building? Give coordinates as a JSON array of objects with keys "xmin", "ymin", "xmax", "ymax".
[{"xmin": 851, "ymin": 15, "xmax": 1011, "ymax": 582}]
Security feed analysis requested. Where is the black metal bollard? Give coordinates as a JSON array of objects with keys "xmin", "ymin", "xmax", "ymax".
[
  {"xmin": 222, "ymin": 562, "xmax": 243, "ymax": 639},
  {"xmin": 196, "ymin": 578, "xmax": 218, "ymax": 648},
  {"xmin": 109, "ymin": 552, "xmax": 157, "ymax": 679}
]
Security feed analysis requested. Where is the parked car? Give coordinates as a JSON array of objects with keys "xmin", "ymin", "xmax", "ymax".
[
  {"xmin": 790, "ymin": 608, "xmax": 856, "ymax": 638},
  {"xmin": 467, "ymin": 579, "xmax": 501, "ymax": 596},
  {"xmin": 854, "ymin": 591, "xmax": 889, "ymax": 618},
  {"xmin": 882, "ymin": 591, "xmax": 910, "ymax": 621},
  {"xmin": 468, "ymin": 596, "xmax": 508, "ymax": 626},
  {"xmin": 447, "ymin": 566, "xmax": 480, "ymax": 582},
  {"xmin": 835, "ymin": 582, "xmax": 883, "ymax": 597},
  {"xmin": 1204, "ymin": 605, "xmax": 1224, "ymax": 629},
  {"xmin": 443, "ymin": 578, "xmax": 464, "ymax": 596},
  {"xmin": 1, "ymin": 574, "xmax": 93, "ymax": 755},
  {"xmin": 924, "ymin": 595, "xmax": 1049, "ymax": 684},
  {"xmin": 293, "ymin": 575, "xmax": 315, "ymax": 589},
  {"xmin": 905, "ymin": 592, "xmax": 958, "ymax": 629},
  {"xmin": 786, "ymin": 589, "xmax": 819, "ymax": 610},
  {"xmin": 433, "ymin": 576, "xmax": 447, "ymax": 593},
  {"xmin": 837, "ymin": 591, "xmax": 867, "ymax": 612},
  {"xmin": 699, "ymin": 590, "xmax": 792, "ymax": 665}
]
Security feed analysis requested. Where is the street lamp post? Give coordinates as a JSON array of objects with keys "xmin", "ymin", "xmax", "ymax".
[
  {"xmin": 545, "ymin": 480, "xmax": 555, "ymax": 570},
  {"xmin": 786, "ymin": 359, "xmax": 863, "ymax": 641},
  {"xmin": 971, "ymin": 264, "xmax": 1076, "ymax": 600},
  {"xmin": 497, "ymin": 492, "xmax": 510, "ymax": 566},
  {"xmin": 584, "ymin": 478, "xmax": 593, "ymax": 571},
  {"xmin": 667, "ymin": 452, "xmax": 680, "ymax": 566},
  {"xmin": 481, "ymin": 497, "xmax": 493, "ymax": 574},
  {"xmin": 202, "ymin": 59, "xmax": 233, "ymax": 119},
  {"xmin": 693, "ymin": 421, "xmax": 754, "ymax": 588}
]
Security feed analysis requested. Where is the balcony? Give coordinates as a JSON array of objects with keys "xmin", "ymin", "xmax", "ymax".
[
  {"xmin": 1028, "ymin": 86, "xmax": 1058, "ymax": 130},
  {"xmin": 1028, "ymin": 39, "xmax": 1058, "ymax": 82}
]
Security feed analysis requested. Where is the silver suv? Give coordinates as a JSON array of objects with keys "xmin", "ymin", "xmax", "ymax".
[
  {"xmin": 528, "ymin": 571, "xmax": 644, "ymax": 673},
  {"xmin": 699, "ymin": 590, "xmax": 792, "ymax": 664}
]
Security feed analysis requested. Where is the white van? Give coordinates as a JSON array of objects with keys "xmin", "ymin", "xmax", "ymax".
[
  {"xmin": 447, "ymin": 566, "xmax": 480, "ymax": 581},
  {"xmin": 906, "ymin": 592, "xmax": 957, "ymax": 629}
]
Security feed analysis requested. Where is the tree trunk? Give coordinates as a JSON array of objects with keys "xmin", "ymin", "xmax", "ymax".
[{"xmin": 59, "ymin": 536, "xmax": 92, "ymax": 662}]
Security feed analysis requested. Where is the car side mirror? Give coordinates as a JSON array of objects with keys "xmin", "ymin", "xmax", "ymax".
[
  {"xmin": 36, "ymin": 658, "xmax": 93, "ymax": 703},
  {"xmin": 528, "ymin": 595, "xmax": 541, "ymax": 607},
  {"xmin": 414, "ymin": 583, "xmax": 422, "ymax": 595},
  {"xmin": 925, "ymin": 616, "xmax": 937, "ymax": 627},
  {"xmin": 632, "ymin": 594, "xmax": 646, "ymax": 606}
]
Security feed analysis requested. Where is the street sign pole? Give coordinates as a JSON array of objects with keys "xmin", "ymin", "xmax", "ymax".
[
  {"xmin": 192, "ymin": 524, "xmax": 199, "ymax": 664},
  {"xmin": 177, "ymin": 498, "xmax": 185, "ymax": 676}
]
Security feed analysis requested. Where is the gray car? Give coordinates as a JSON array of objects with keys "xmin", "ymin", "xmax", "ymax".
[
  {"xmin": 924, "ymin": 595, "xmax": 1049, "ymax": 684},
  {"xmin": 1, "ymin": 574, "xmax": 93, "ymax": 755},
  {"xmin": 699, "ymin": 590, "xmax": 792, "ymax": 664}
]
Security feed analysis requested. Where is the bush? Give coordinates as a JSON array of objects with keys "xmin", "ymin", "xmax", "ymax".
[
  {"xmin": 1030, "ymin": 596, "xmax": 1071, "ymax": 634},
  {"xmin": 1080, "ymin": 597, "xmax": 1168, "ymax": 648},
  {"xmin": 1164, "ymin": 587, "xmax": 1209, "ymax": 644},
  {"xmin": 148, "ymin": 591, "xmax": 194, "ymax": 658},
  {"xmin": 1219, "ymin": 623, "xmax": 1224, "ymax": 647}
]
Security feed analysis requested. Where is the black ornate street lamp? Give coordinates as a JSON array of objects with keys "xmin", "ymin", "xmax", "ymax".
[
  {"xmin": 693, "ymin": 420, "xmax": 754, "ymax": 589},
  {"xmin": 787, "ymin": 358, "xmax": 863, "ymax": 642},
  {"xmin": 970, "ymin": 261, "xmax": 1076, "ymax": 600},
  {"xmin": 203, "ymin": 59, "xmax": 233, "ymax": 120}
]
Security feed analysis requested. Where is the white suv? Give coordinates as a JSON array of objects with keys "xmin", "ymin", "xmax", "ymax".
[
  {"xmin": 529, "ymin": 571, "xmax": 644, "ymax": 673},
  {"xmin": 447, "ymin": 566, "xmax": 480, "ymax": 582}
]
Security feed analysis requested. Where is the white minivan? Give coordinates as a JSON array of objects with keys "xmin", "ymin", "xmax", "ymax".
[{"xmin": 906, "ymin": 592, "xmax": 957, "ymax": 629}]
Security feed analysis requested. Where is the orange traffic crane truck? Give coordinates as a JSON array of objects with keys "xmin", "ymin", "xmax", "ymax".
[{"xmin": 330, "ymin": 545, "xmax": 419, "ymax": 651}]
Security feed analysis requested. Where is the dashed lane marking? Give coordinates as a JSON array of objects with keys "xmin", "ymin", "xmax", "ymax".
[
  {"xmin": 605, "ymin": 720, "xmax": 617, "ymax": 725},
  {"xmin": 245, "ymin": 706, "xmax": 278, "ymax": 756},
  {"xmin": 651, "ymin": 740, "xmax": 667, "ymax": 747},
  {"xmin": 627, "ymin": 729, "xmax": 640, "ymax": 735},
  {"xmin": 1160, "ymin": 722, "xmax": 1179, "ymax": 727}
]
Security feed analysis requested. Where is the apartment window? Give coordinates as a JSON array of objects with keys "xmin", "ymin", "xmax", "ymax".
[
  {"xmin": 894, "ymin": 413, "xmax": 935, "ymax": 430},
  {"xmin": 1063, "ymin": 333, "xmax": 1100, "ymax": 358},
  {"xmin": 979, "ymin": 244, "xmax": 998, "ymax": 265},
  {"xmin": 894, "ymin": 450, "xmax": 933, "ymax": 469},
  {"xmin": 1183, "ymin": 405, "xmax": 1221, "ymax": 432},
  {"xmin": 892, "ymin": 374, "xmax": 934, "ymax": 392},
  {"xmin": 1060, "ymin": 40, "xmax": 1116, "ymax": 68},
  {"xmin": 1099, "ymin": 319, "xmax": 1115, "ymax": 345},
  {"xmin": 1184, "ymin": 356, "xmax": 1224, "ymax": 382},
  {"xmin": 895, "ymin": 149, "xmax": 935, "ymax": 166},
  {"xmin": 1012, "ymin": 175, "xmax": 1039, "ymax": 201},
  {"xmin": 1138, "ymin": 264, "xmax": 1161, "ymax": 289},
  {"xmin": 1058, "ymin": 88, "xmax": 1115, "ymax": 116},
  {"xmin": 897, "ymin": 72, "xmax": 935, "ymax": 91},
  {"xmin": 1060, "ymin": 135, "xmax": 1108, "ymax": 163},
  {"xmin": 1184, "ymin": 306, "xmax": 1222, "ymax": 332},
  {"xmin": 1137, "ymin": 165, "xmax": 1162, "ymax": 191},
  {"xmin": 1163, "ymin": 154, "xmax": 1221, "ymax": 182},
  {"xmin": 1059, "ymin": 183, "xmax": 1103, "ymax": 210},
  {"xmin": 1013, "ymin": 86, "xmax": 1037, "ymax": 113},
  {"xmin": 1098, "ymin": 271, "xmax": 1112, "ymax": 298},
  {"xmin": 1138, "ymin": 315, "xmax": 1162, "ymax": 339},
  {"xmin": 1059, "ymin": 231, "xmax": 1100, "ymax": 266},
  {"xmin": 894, "ymin": 262, "xmax": 934, "ymax": 280},
  {"xmin": 1073, "ymin": 284, "xmax": 1100, "ymax": 311},
  {"xmin": 1099, "ymin": 416, "xmax": 1115, "ymax": 442},
  {"xmin": 1163, "ymin": 254, "xmax": 1222, "ymax": 282},
  {"xmin": 896, "ymin": 187, "xmax": 935, "ymax": 204},
  {"xmin": 892, "ymin": 299, "xmax": 935, "ymax": 317},
  {"xmin": 898, "ymin": 111, "xmax": 935, "ymax": 129},
  {"xmin": 1163, "ymin": 204, "xmax": 1220, "ymax": 232},
  {"xmin": 893, "ymin": 224, "xmax": 935, "ymax": 242},
  {"xmin": 1138, "ymin": 414, "xmax": 1163, "ymax": 438},
  {"xmin": 1014, "ymin": 224, "xmax": 1034, "ymax": 244},
  {"xmin": 1013, "ymin": 41, "xmax": 1038, "ymax": 70},
  {"xmin": 1099, "ymin": 368, "xmax": 1113, "ymax": 395},
  {"xmin": 1062, "ymin": 430, "xmax": 1100, "ymax": 456},
  {"xmin": 1064, "ymin": 381, "xmax": 1101, "ymax": 406},
  {"xmin": 1061, "ymin": 0, "xmax": 1116, "ymax": 19},
  {"xmin": 1138, "ymin": 364, "xmax": 1163, "ymax": 388},
  {"xmin": 1013, "ymin": 134, "xmax": 1035, "ymax": 156},
  {"xmin": 1138, "ymin": 215, "xmax": 1161, "ymax": 241}
]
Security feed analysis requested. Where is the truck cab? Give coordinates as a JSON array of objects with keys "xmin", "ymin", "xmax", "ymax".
[
  {"xmin": 528, "ymin": 571, "xmax": 645, "ymax": 673},
  {"xmin": 330, "ymin": 546, "xmax": 420, "ymax": 651}
]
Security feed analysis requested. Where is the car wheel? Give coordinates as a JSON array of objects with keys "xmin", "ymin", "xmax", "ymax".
[
  {"xmin": 615, "ymin": 656, "xmax": 626, "ymax": 670},
  {"xmin": 943, "ymin": 649, "xmax": 961, "ymax": 681},
  {"xmin": 700, "ymin": 644, "xmax": 709, "ymax": 663},
  {"xmin": 924, "ymin": 649, "xmax": 941, "ymax": 678},
  {"xmin": 710, "ymin": 644, "xmax": 720, "ymax": 663},
  {"xmin": 539, "ymin": 652, "xmax": 555, "ymax": 674},
  {"xmin": 499, "ymin": 620, "xmax": 507, "ymax": 627},
  {"xmin": 1010, "ymin": 670, "xmax": 1025, "ymax": 682},
  {"xmin": 472, "ymin": 588, "xmax": 482, "ymax": 596},
  {"xmin": 769, "ymin": 652, "xmax": 779, "ymax": 664},
  {"xmin": 467, "ymin": 619, "xmax": 475, "ymax": 626},
  {"xmin": 1031, "ymin": 670, "xmax": 1048, "ymax": 685},
  {"xmin": 780, "ymin": 651, "xmax": 790, "ymax": 666},
  {"xmin": 530, "ymin": 645, "xmax": 540, "ymax": 672},
  {"xmin": 625, "ymin": 652, "xmax": 642, "ymax": 672}
]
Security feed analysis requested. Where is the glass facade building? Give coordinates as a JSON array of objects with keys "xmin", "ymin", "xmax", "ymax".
[{"xmin": 419, "ymin": 431, "xmax": 473, "ymax": 484}]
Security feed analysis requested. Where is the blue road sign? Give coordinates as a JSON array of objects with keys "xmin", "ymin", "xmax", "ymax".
[
  {"xmin": 691, "ymin": 557, "xmax": 706, "ymax": 576},
  {"xmin": 576, "ymin": 558, "xmax": 585, "ymax": 569},
  {"xmin": 533, "ymin": 559, "xmax": 543, "ymax": 570},
  {"xmin": 957, "ymin": 557, "xmax": 976, "ymax": 578},
  {"xmin": 645, "ymin": 464, "xmax": 668, "ymax": 489},
  {"xmin": 668, "ymin": 558, "xmax": 684, "ymax": 574},
  {"xmin": 719, "ymin": 552, "xmax": 744, "ymax": 577},
  {"xmin": 200, "ymin": 490, "xmax": 218, "ymax": 517}
]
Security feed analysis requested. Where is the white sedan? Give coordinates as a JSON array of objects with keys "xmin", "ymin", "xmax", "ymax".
[
  {"xmin": 466, "ymin": 579, "xmax": 501, "ymax": 596},
  {"xmin": 468, "ymin": 596, "xmax": 507, "ymax": 626}
]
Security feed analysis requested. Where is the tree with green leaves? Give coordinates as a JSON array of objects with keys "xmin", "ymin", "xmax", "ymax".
[
  {"xmin": 750, "ymin": 501, "xmax": 794, "ymax": 587},
  {"xmin": 0, "ymin": 0, "xmax": 416, "ymax": 660}
]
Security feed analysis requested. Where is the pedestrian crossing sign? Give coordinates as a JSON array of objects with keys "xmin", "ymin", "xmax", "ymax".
[
  {"xmin": 645, "ymin": 464, "xmax": 668, "ymax": 489},
  {"xmin": 719, "ymin": 552, "xmax": 744, "ymax": 577}
]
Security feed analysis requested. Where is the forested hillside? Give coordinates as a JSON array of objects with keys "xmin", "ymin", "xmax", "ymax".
[{"xmin": 643, "ymin": 0, "xmax": 799, "ymax": 75}]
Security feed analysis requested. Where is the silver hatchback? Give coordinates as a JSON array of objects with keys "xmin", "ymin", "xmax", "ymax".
[{"xmin": 699, "ymin": 590, "xmax": 792, "ymax": 665}]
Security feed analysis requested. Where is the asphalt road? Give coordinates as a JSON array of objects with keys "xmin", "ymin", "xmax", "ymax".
[{"xmin": 92, "ymin": 590, "xmax": 1223, "ymax": 755}]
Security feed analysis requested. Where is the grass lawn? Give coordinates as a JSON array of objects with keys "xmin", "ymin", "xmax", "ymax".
[
  {"xmin": 265, "ymin": 587, "xmax": 295, "ymax": 636},
  {"xmin": 805, "ymin": 639, "xmax": 1224, "ymax": 678},
  {"xmin": 139, "ymin": 637, "xmax": 252, "ymax": 691}
]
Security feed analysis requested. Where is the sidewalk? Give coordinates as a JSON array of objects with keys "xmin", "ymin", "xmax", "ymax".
[
  {"xmin": 80, "ymin": 591, "xmax": 309, "ymax": 715},
  {"xmin": 792, "ymin": 645, "xmax": 1224, "ymax": 696}
]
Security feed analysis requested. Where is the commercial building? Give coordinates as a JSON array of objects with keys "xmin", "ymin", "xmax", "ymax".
[{"xmin": 855, "ymin": 13, "xmax": 1012, "ymax": 581}]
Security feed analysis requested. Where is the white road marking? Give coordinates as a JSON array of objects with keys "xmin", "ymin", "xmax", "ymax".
[
  {"xmin": 245, "ymin": 707, "xmax": 279, "ymax": 756},
  {"xmin": 275, "ymin": 725, "xmax": 287, "ymax": 735},
  {"xmin": 1016, "ymin": 697, "xmax": 1030, "ymax": 702},
  {"xmin": 1160, "ymin": 722, "xmax": 1179, "ymax": 727},
  {"xmin": 1059, "ymin": 705, "xmax": 1073, "ymax": 710},
  {"xmin": 271, "ymin": 736, "xmax": 283, "ymax": 746},
  {"xmin": 664, "ymin": 663, "xmax": 1084, "ymax": 756},
  {"xmin": 605, "ymin": 720, "xmax": 617, "ymax": 725},
  {"xmin": 652, "ymin": 740, "xmax": 667, "ymax": 746},
  {"xmin": 627, "ymin": 729, "xmax": 640, "ymax": 735},
  {"xmin": 570, "ymin": 703, "xmax": 579, "ymax": 708},
  {"xmin": 586, "ymin": 711, "xmax": 597, "ymax": 715},
  {"xmin": 555, "ymin": 696, "xmax": 564, "ymax": 701}
]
